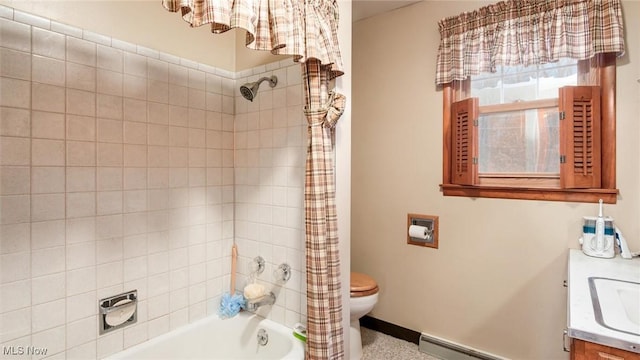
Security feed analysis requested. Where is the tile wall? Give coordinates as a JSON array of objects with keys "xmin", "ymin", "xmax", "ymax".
[
  {"xmin": 0, "ymin": 5, "xmax": 304, "ymax": 359},
  {"xmin": 233, "ymin": 65, "xmax": 306, "ymax": 327}
]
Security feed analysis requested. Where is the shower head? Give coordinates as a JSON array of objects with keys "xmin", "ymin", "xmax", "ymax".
[{"xmin": 240, "ymin": 75, "xmax": 278, "ymax": 102}]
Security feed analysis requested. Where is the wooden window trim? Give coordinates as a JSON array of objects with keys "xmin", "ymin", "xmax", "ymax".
[
  {"xmin": 479, "ymin": 98, "xmax": 558, "ymax": 114},
  {"xmin": 441, "ymin": 53, "xmax": 619, "ymax": 204}
]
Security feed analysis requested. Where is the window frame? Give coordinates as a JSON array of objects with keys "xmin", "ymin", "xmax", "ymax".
[
  {"xmin": 440, "ymin": 53, "xmax": 619, "ymax": 204},
  {"xmin": 477, "ymin": 98, "xmax": 561, "ymax": 187}
]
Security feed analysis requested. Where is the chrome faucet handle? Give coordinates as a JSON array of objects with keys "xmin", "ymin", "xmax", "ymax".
[
  {"xmin": 250, "ymin": 256, "xmax": 265, "ymax": 276},
  {"xmin": 274, "ymin": 263, "xmax": 291, "ymax": 283}
]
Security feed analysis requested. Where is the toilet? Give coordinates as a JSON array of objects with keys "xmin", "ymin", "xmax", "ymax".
[{"xmin": 349, "ymin": 272, "xmax": 379, "ymax": 360}]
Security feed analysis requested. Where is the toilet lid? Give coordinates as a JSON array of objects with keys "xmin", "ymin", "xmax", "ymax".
[{"xmin": 350, "ymin": 272, "xmax": 379, "ymax": 297}]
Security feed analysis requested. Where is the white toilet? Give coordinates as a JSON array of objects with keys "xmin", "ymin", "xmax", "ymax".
[{"xmin": 349, "ymin": 272, "xmax": 379, "ymax": 360}]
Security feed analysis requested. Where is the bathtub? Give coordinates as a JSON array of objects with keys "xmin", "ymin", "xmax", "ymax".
[{"xmin": 109, "ymin": 312, "xmax": 305, "ymax": 359}]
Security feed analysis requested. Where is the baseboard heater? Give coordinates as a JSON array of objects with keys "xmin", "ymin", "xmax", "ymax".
[{"xmin": 419, "ymin": 332, "xmax": 507, "ymax": 360}]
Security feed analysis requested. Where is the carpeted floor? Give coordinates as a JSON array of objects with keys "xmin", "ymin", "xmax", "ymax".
[{"xmin": 361, "ymin": 327, "xmax": 440, "ymax": 360}]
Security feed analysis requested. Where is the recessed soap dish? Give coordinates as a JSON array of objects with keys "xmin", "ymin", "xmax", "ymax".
[{"xmin": 99, "ymin": 290, "xmax": 137, "ymax": 335}]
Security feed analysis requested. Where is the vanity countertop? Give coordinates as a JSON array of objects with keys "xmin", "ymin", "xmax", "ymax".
[{"xmin": 567, "ymin": 249, "xmax": 640, "ymax": 353}]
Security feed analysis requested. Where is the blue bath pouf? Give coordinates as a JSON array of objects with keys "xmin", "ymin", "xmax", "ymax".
[{"xmin": 219, "ymin": 292, "xmax": 245, "ymax": 319}]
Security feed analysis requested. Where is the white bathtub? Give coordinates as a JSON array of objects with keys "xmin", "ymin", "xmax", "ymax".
[{"xmin": 109, "ymin": 312, "xmax": 305, "ymax": 359}]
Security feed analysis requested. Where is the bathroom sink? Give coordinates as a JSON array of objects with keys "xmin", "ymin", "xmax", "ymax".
[{"xmin": 589, "ymin": 277, "xmax": 640, "ymax": 336}]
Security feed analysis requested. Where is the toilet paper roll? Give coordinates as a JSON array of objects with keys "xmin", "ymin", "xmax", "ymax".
[
  {"xmin": 105, "ymin": 299, "xmax": 136, "ymax": 327},
  {"xmin": 409, "ymin": 225, "xmax": 430, "ymax": 240}
]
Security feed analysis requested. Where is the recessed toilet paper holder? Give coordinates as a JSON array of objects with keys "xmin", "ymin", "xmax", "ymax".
[
  {"xmin": 99, "ymin": 290, "xmax": 137, "ymax": 335},
  {"xmin": 407, "ymin": 213, "xmax": 439, "ymax": 249}
]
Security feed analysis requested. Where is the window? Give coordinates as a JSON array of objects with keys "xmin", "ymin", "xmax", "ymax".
[
  {"xmin": 441, "ymin": 54, "xmax": 619, "ymax": 203},
  {"xmin": 473, "ymin": 59, "xmax": 576, "ymax": 186},
  {"xmin": 435, "ymin": 0, "xmax": 624, "ymax": 204}
]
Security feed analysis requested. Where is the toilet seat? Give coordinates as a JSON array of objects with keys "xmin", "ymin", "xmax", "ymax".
[{"xmin": 350, "ymin": 272, "xmax": 379, "ymax": 297}]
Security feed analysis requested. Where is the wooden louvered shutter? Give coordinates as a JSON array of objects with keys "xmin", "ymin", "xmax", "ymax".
[
  {"xmin": 451, "ymin": 98, "xmax": 479, "ymax": 185},
  {"xmin": 559, "ymin": 86, "xmax": 601, "ymax": 189}
]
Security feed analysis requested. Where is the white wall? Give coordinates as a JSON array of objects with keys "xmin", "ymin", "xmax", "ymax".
[{"xmin": 352, "ymin": 1, "xmax": 639, "ymax": 359}]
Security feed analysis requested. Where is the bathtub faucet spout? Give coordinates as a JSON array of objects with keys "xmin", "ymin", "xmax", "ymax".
[{"xmin": 245, "ymin": 292, "xmax": 276, "ymax": 312}]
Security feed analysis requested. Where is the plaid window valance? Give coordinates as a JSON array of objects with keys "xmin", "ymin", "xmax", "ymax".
[{"xmin": 435, "ymin": 0, "xmax": 625, "ymax": 85}]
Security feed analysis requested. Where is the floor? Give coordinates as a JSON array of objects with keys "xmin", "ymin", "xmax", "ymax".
[{"xmin": 361, "ymin": 327, "xmax": 440, "ymax": 360}]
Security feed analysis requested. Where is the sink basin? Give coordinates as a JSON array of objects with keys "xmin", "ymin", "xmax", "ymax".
[{"xmin": 589, "ymin": 277, "xmax": 640, "ymax": 336}]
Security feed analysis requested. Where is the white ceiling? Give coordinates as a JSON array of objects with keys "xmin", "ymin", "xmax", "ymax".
[{"xmin": 352, "ymin": 0, "xmax": 421, "ymax": 22}]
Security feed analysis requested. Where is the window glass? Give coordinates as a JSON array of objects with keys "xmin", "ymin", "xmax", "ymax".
[
  {"xmin": 478, "ymin": 108, "xmax": 560, "ymax": 173},
  {"xmin": 472, "ymin": 60, "xmax": 575, "ymax": 175},
  {"xmin": 471, "ymin": 60, "xmax": 578, "ymax": 106}
]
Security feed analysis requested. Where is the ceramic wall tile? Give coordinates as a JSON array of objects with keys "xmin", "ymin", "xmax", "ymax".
[
  {"xmin": 66, "ymin": 36, "xmax": 96, "ymax": 66},
  {"xmin": 0, "ymin": 8, "xmax": 304, "ymax": 353},
  {"xmin": 96, "ymin": 94, "xmax": 123, "ymax": 120},
  {"xmin": 66, "ymin": 317, "xmax": 96, "ymax": 349},
  {"xmin": 1, "ymin": 77, "xmax": 30, "ymax": 109},
  {"xmin": 66, "ymin": 62, "xmax": 96, "ymax": 91},
  {"xmin": 97, "ymin": 45, "xmax": 123, "ymax": 72},
  {"xmin": 32, "ymin": 55, "xmax": 65, "ymax": 86},
  {"xmin": 0, "ymin": 17, "xmax": 31, "ymax": 52},
  {"xmin": 147, "ymin": 102, "xmax": 168, "ymax": 125},
  {"xmin": 97, "ymin": 118, "xmax": 123, "ymax": 143},
  {"xmin": 66, "ymin": 89, "xmax": 95, "ymax": 117},
  {"xmin": 97, "ymin": 69, "xmax": 123, "ymax": 96},
  {"xmin": 32, "ymin": 27, "xmax": 65, "ymax": 60},
  {"xmin": 124, "ymin": 52, "xmax": 147, "ymax": 77},
  {"xmin": 1, "ymin": 48, "xmax": 30, "ymax": 80},
  {"xmin": 31, "ymin": 220, "xmax": 65, "ymax": 250}
]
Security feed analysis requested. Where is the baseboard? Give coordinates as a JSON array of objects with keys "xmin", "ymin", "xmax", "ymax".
[
  {"xmin": 359, "ymin": 315, "xmax": 421, "ymax": 345},
  {"xmin": 359, "ymin": 316, "xmax": 505, "ymax": 360},
  {"xmin": 418, "ymin": 332, "xmax": 506, "ymax": 360}
]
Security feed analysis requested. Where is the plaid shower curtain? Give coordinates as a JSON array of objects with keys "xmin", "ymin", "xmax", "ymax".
[
  {"xmin": 303, "ymin": 59, "xmax": 346, "ymax": 360},
  {"xmin": 163, "ymin": 1, "xmax": 346, "ymax": 358}
]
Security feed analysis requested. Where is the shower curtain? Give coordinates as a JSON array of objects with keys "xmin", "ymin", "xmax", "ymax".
[
  {"xmin": 303, "ymin": 59, "xmax": 346, "ymax": 359},
  {"xmin": 162, "ymin": 1, "xmax": 346, "ymax": 358}
]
